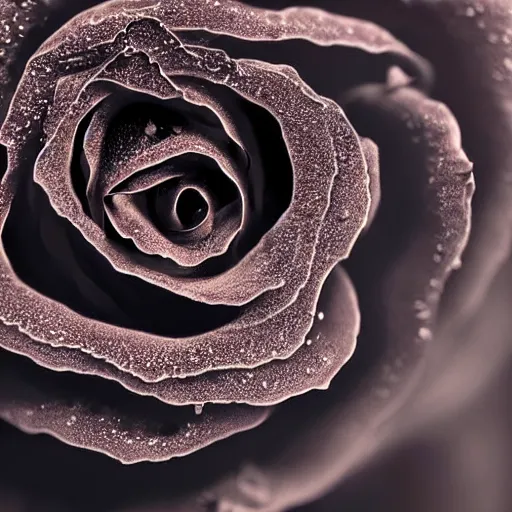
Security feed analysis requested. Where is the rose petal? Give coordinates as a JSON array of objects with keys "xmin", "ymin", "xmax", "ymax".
[
  {"xmin": 106, "ymin": 180, "xmax": 242, "ymax": 265},
  {"xmin": 0, "ymin": 0, "xmax": 54, "ymax": 116},
  {"xmin": 172, "ymin": 81, "xmax": 475, "ymax": 512},
  {"xmin": 0, "ymin": 349, "xmax": 270, "ymax": 464},
  {"xmin": 360, "ymin": 137, "xmax": 381, "ymax": 229},
  {"xmin": 0, "ymin": 265, "xmax": 359, "ymax": 406},
  {"xmin": 408, "ymin": 0, "xmax": 512, "ymax": 338}
]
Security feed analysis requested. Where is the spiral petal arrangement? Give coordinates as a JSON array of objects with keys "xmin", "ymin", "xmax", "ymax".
[{"xmin": 0, "ymin": 0, "xmax": 473, "ymax": 471}]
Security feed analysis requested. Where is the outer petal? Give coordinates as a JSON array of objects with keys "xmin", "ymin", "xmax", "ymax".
[{"xmin": 165, "ymin": 83, "xmax": 473, "ymax": 512}]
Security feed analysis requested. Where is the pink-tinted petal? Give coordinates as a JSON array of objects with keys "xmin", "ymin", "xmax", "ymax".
[
  {"xmin": 0, "ymin": 265, "xmax": 359, "ymax": 406},
  {"xmin": 0, "ymin": 351, "xmax": 270, "ymax": 464}
]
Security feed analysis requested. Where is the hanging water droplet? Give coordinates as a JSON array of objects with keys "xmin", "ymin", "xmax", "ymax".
[
  {"xmin": 194, "ymin": 403, "xmax": 204, "ymax": 415},
  {"xmin": 452, "ymin": 256, "xmax": 462, "ymax": 269}
]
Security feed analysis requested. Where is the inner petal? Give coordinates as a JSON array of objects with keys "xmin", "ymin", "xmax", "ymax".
[{"xmin": 104, "ymin": 152, "xmax": 244, "ymax": 267}]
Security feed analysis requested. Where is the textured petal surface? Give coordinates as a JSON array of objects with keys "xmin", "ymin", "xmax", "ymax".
[{"xmin": 0, "ymin": 0, "xmax": 476, "ymax": 484}]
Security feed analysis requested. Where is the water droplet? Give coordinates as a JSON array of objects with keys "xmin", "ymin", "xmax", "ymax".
[
  {"xmin": 306, "ymin": 339, "xmax": 312, "ymax": 346},
  {"xmin": 416, "ymin": 309, "xmax": 431, "ymax": 320},
  {"xmin": 465, "ymin": 6, "xmax": 476, "ymax": 17},
  {"xmin": 317, "ymin": 311, "xmax": 324, "ymax": 320},
  {"xmin": 488, "ymin": 33, "xmax": 499, "ymax": 44},
  {"xmin": 144, "ymin": 120, "xmax": 157, "ymax": 136},
  {"xmin": 418, "ymin": 327, "xmax": 432, "ymax": 341},
  {"xmin": 452, "ymin": 256, "xmax": 462, "ymax": 269},
  {"xmin": 194, "ymin": 403, "xmax": 204, "ymax": 415}
]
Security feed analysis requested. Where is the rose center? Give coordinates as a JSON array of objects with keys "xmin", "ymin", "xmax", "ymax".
[{"xmin": 174, "ymin": 188, "xmax": 209, "ymax": 230}]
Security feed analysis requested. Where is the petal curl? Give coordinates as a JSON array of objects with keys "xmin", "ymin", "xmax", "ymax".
[
  {"xmin": 0, "ymin": 265, "xmax": 359, "ymax": 406},
  {"xmin": 0, "ymin": 349, "xmax": 270, "ymax": 464}
]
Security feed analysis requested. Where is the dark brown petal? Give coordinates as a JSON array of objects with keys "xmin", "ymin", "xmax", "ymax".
[
  {"xmin": 0, "ymin": 349, "xmax": 270, "ymax": 464},
  {"xmin": 410, "ymin": 0, "xmax": 512, "ymax": 340},
  {"xmin": 0, "ymin": 0, "xmax": 436, "ymax": 465},
  {"xmin": 303, "ymin": 0, "xmax": 512, "ymax": 373},
  {"xmin": 0, "ymin": 265, "xmax": 359, "ymax": 406}
]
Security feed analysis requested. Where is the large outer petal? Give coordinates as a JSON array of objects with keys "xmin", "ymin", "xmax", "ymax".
[{"xmin": 274, "ymin": 0, "xmax": 512, "ymax": 369}]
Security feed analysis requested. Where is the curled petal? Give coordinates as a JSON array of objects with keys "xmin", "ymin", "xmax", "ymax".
[
  {"xmin": 0, "ymin": 266, "xmax": 359, "ymax": 406},
  {"xmin": 413, "ymin": 0, "xmax": 512, "ymax": 334},
  {"xmin": 360, "ymin": 137, "xmax": 381, "ymax": 229},
  {"xmin": 106, "ymin": 180, "xmax": 242, "ymax": 266},
  {"xmin": 0, "ymin": 349, "xmax": 270, "ymax": 464}
]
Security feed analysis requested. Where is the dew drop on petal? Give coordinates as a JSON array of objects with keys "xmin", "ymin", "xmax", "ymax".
[{"xmin": 418, "ymin": 327, "xmax": 432, "ymax": 342}]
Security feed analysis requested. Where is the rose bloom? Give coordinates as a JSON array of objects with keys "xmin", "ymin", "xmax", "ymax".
[{"xmin": 0, "ymin": 0, "xmax": 511, "ymax": 511}]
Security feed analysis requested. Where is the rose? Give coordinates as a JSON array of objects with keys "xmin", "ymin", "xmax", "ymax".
[{"xmin": 0, "ymin": 0, "xmax": 508, "ymax": 511}]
